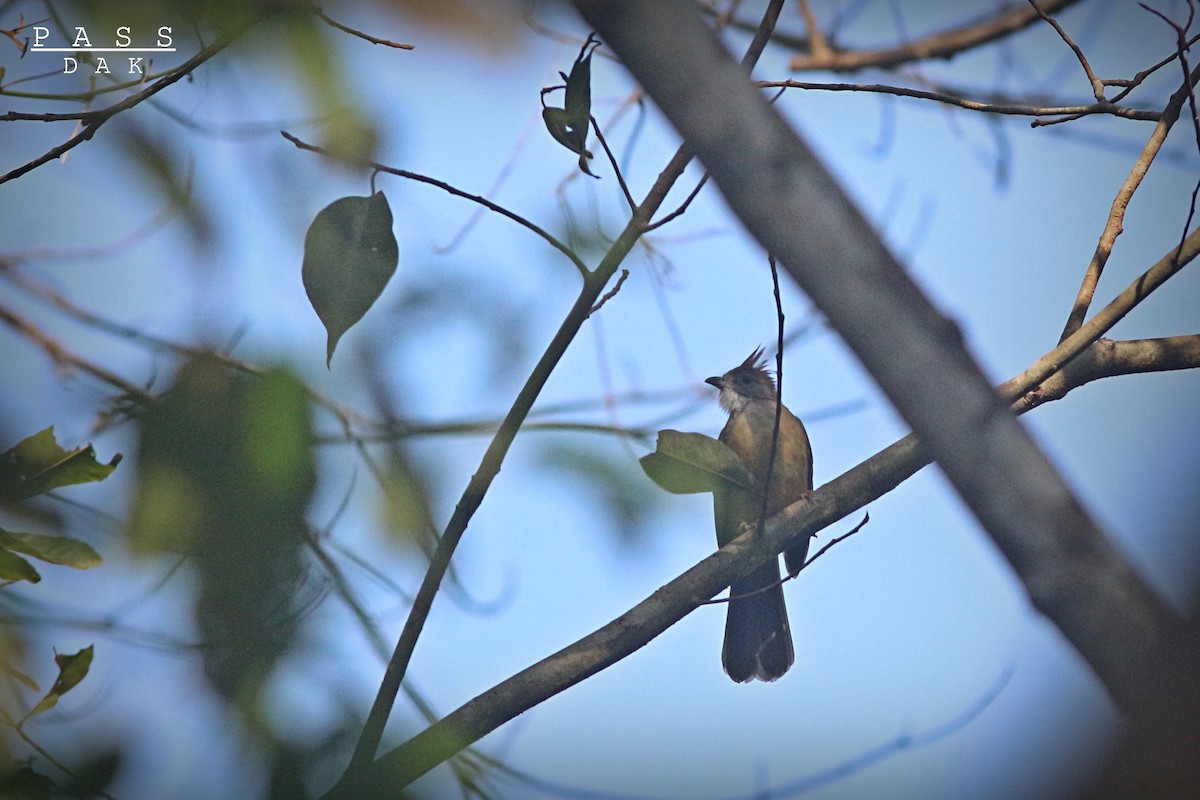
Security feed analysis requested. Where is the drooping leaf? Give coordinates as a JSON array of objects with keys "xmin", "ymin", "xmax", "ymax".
[
  {"xmin": 541, "ymin": 33, "xmax": 601, "ymax": 178},
  {"xmin": 0, "ymin": 529, "xmax": 102, "ymax": 570},
  {"xmin": 0, "ymin": 546, "xmax": 40, "ymax": 583},
  {"xmin": 27, "ymin": 645, "xmax": 93, "ymax": 718},
  {"xmin": 0, "ymin": 428, "xmax": 121, "ymax": 502},
  {"xmin": 639, "ymin": 430, "xmax": 754, "ymax": 495},
  {"xmin": 302, "ymin": 192, "xmax": 399, "ymax": 367}
]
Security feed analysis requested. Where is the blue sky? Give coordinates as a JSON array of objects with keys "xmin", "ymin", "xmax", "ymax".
[{"xmin": 2, "ymin": 2, "xmax": 1199, "ymax": 798}]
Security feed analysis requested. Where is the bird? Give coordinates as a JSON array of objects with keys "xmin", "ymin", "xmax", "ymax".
[{"xmin": 705, "ymin": 348, "xmax": 813, "ymax": 682}]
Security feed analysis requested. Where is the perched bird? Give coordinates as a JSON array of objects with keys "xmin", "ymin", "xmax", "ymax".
[{"xmin": 705, "ymin": 348, "xmax": 813, "ymax": 682}]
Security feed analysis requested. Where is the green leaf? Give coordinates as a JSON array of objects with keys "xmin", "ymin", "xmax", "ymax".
[
  {"xmin": 0, "ymin": 546, "xmax": 40, "ymax": 583},
  {"xmin": 639, "ymin": 430, "xmax": 754, "ymax": 495},
  {"xmin": 541, "ymin": 33, "xmax": 600, "ymax": 178},
  {"xmin": 302, "ymin": 192, "xmax": 399, "ymax": 367},
  {"xmin": 0, "ymin": 428, "xmax": 121, "ymax": 502},
  {"xmin": 27, "ymin": 645, "xmax": 93, "ymax": 719},
  {"xmin": 0, "ymin": 529, "xmax": 102, "ymax": 570}
]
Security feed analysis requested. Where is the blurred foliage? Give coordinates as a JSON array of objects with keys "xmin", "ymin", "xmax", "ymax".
[
  {"xmin": 128, "ymin": 357, "xmax": 316, "ymax": 705},
  {"xmin": 378, "ymin": 446, "xmax": 438, "ymax": 554},
  {"xmin": 538, "ymin": 440, "xmax": 667, "ymax": 548},
  {"xmin": 388, "ymin": 275, "xmax": 532, "ymax": 387}
]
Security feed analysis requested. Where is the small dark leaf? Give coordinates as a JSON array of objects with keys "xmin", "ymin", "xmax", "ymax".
[
  {"xmin": 541, "ymin": 33, "xmax": 600, "ymax": 178},
  {"xmin": 28, "ymin": 645, "xmax": 93, "ymax": 718},
  {"xmin": 0, "ymin": 529, "xmax": 102, "ymax": 570},
  {"xmin": 0, "ymin": 428, "xmax": 121, "ymax": 502},
  {"xmin": 639, "ymin": 430, "xmax": 753, "ymax": 495},
  {"xmin": 302, "ymin": 192, "xmax": 399, "ymax": 367}
]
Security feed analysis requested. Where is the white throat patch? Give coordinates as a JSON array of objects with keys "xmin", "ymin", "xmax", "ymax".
[{"xmin": 718, "ymin": 385, "xmax": 749, "ymax": 414}]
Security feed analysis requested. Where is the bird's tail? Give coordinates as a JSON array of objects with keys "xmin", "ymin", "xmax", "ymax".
[{"xmin": 722, "ymin": 560, "xmax": 794, "ymax": 682}]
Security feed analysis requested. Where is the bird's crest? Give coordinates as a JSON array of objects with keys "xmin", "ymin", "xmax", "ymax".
[{"xmin": 736, "ymin": 347, "xmax": 775, "ymax": 388}]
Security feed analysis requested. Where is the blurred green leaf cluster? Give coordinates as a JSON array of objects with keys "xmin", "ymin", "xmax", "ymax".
[{"xmin": 129, "ymin": 357, "xmax": 316, "ymax": 703}]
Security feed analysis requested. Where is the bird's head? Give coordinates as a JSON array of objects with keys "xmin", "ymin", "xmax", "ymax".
[{"xmin": 705, "ymin": 348, "xmax": 777, "ymax": 412}]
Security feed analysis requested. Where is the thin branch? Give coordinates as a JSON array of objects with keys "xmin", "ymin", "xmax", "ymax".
[
  {"xmin": 1027, "ymin": 0, "xmax": 1106, "ymax": 102},
  {"xmin": 1057, "ymin": 60, "xmax": 1200, "ymax": 342},
  {"xmin": 644, "ymin": 171, "xmax": 711, "ymax": 233},
  {"xmin": 0, "ymin": 19, "xmax": 255, "ymax": 185},
  {"xmin": 282, "ymin": 131, "xmax": 590, "ymax": 277},
  {"xmin": 0, "ymin": 302, "xmax": 154, "ymax": 403},
  {"xmin": 1015, "ymin": 335, "xmax": 1200, "ymax": 412},
  {"xmin": 700, "ymin": 511, "xmax": 869, "ymax": 607},
  {"xmin": 311, "ymin": 5, "xmax": 415, "ymax": 49},
  {"xmin": 754, "ymin": 254, "xmax": 785, "ymax": 546},
  {"xmin": 588, "ymin": 268, "xmax": 629, "ymax": 315},
  {"xmin": 589, "ymin": 115, "xmax": 635, "ymax": 211},
  {"xmin": 761, "ymin": 79, "xmax": 1159, "ymax": 121},
  {"xmin": 1140, "ymin": 0, "xmax": 1200, "ymax": 266},
  {"xmin": 1004, "ymin": 226, "xmax": 1200, "ymax": 401},
  {"xmin": 786, "ymin": 0, "xmax": 1084, "ymax": 73},
  {"xmin": 795, "ymin": 0, "xmax": 833, "ymax": 62}
]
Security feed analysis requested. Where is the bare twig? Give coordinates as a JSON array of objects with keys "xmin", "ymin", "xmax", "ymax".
[
  {"xmin": 1027, "ymin": 0, "xmax": 1106, "ymax": 102},
  {"xmin": 761, "ymin": 79, "xmax": 1159, "ymax": 121},
  {"xmin": 283, "ymin": 131, "xmax": 590, "ymax": 277},
  {"xmin": 754, "ymin": 254, "xmax": 785, "ymax": 547},
  {"xmin": 311, "ymin": 5, "xmax": 415, "ymax": 49},
  {"xmin": 786, "ymin": 0, "xmax": 1084, "ymax": 72},
  {"xmin": 588, "ymin": 268, "xmax": 630, "ymax": 315},
  {"xmin": 644, "ymin": 171, "xmax": 710, "ymax": 232},
  {"xmin": 0, "ymin": 19, "xmax": 255, "ymax": 185},
  {"xmin": 0, "ymin": 302, "xmax": 154, "ymax": 403},
  {"xmin": 1004, "ymin": 226, "xmax": 1200, "ymax": 403},
  {"xmin": 589, "ymin": 115, "xmax": 636, "ymax": 210},
  {"xmin": 795, "ymin": 0, "xmax": 833, "ymax": 61},
  {"xmin": 1058, "ymin": 60, "xmax": 1200, "ymax": 342},
  {"xmin": 1139, "ymin": 1, "xmax": 1200, "ymax": 266}
]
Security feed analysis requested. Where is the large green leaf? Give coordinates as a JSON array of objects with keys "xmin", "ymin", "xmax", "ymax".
[
  {"xmin": 639, "ymin": 429, "xmax": 753, "ymax": 495},
  {"xmin": 302, "ymin": 192, "xmax": 399, "ymax": 367},
  {"xmin": 0, "ymin": 428, "xmax": 120, "ymax": 502},
  {"xmin": 0, "ymin": 529, "xmax": 102, "ymax": 570}
]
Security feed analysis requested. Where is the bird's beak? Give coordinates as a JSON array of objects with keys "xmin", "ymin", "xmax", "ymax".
[{"xmin": 704, "ymin": 376, "xmax": 724, "ymax": 389}]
